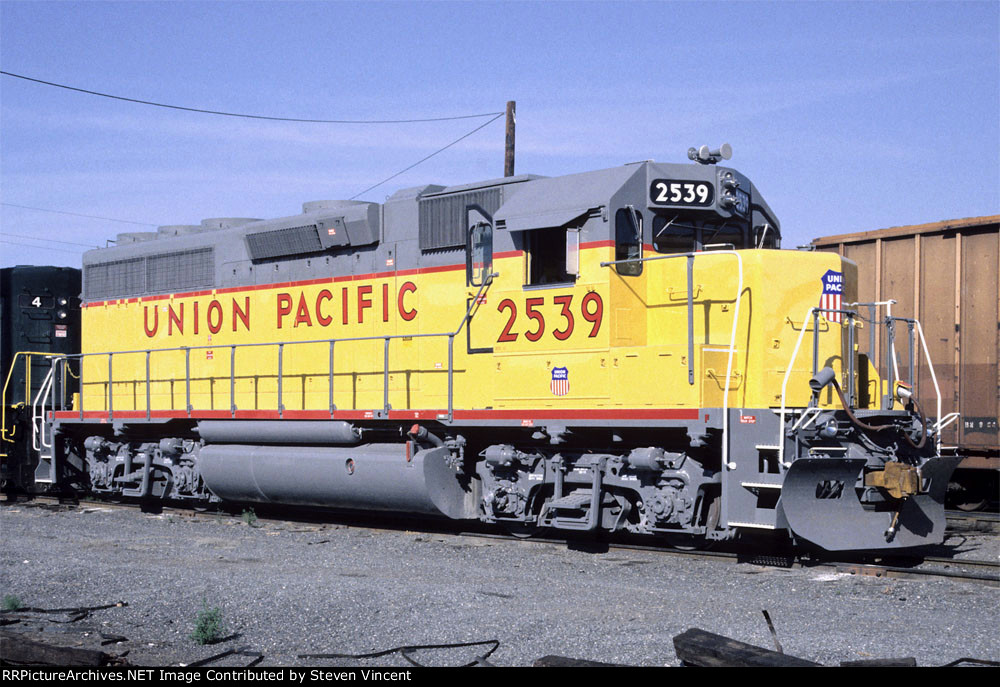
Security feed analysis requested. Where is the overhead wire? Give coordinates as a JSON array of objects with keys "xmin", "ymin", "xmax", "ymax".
[
  {"xmin": 2, "ymin": 70, "xmax": 510, "ymax": 224},
  {"xmin": 349, "ymin": 112, "xmax": 505, "ymax": 199},
  {"xmin": 0, "ymin": 238, "xmax": 88, "ymax": 254},
  {"xmin": 1, "ymin": 203, "xmax": 157, "ymax": 227},
  {"xmin": 0, "ymin": 231, "xmax": 100, "ymax": 248},
  {"xmin": 0, "ymin": 71, "xmax": 503, "ymax": 123}
]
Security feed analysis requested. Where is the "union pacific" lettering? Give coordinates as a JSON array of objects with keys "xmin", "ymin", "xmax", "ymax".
[{"xmin": 142, "ymin": 282, "xmax": 418, "ymax": 338}]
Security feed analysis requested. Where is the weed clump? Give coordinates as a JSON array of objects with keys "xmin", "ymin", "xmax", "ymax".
[
  {"xmin": 241, "ymin": 508, "xmax": 258, "ymax": 527},
  {"xmin": 2, "ymin": 594, "xmax": 23, "ymax": 611},
  {"xmin": 190, "ymin": 600, "xmax": 225, "ymax": 645}
]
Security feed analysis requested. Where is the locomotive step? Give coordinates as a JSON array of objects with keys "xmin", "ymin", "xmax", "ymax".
[
  {"xmin": 539, "ymin": 488, "xmax": 604, "ymax": 532},
  {"xmin": 546, "ymin": 489, "xmax": 595, "ymax": 511}
]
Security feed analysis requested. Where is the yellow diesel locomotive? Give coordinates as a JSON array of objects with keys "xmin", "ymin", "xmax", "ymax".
[{"xmin": 21, "ymin": 150, "xmax": 957, "ymax": 551}]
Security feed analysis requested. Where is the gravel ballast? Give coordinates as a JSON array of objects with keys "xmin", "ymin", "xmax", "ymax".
[{"xmin": 1, "ymin": 502, "xmax": 998, "ymax": 667}]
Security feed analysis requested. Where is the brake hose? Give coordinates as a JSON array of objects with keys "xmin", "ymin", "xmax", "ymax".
[{"xmin": 830, "ymin": 379, "xmax": 926, "ymax": 450}]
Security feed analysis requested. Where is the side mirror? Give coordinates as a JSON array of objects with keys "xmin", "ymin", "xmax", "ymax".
[
  {"xmin": 565, "ymin": 228, "xmax": 579, "ymax": 277},
  {"xmin": 466, "ymin": 204, "xmax": 494, "ymax": 287}
]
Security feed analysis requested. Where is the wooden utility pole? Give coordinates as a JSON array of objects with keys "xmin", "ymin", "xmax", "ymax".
[{"xmin": 504, "ymin": 100, "xmax": 516, "ymax": 177}]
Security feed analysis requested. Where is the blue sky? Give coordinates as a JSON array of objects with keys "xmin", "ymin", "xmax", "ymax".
[{"xmin": 1, "ymin": 0, "xmax": 998, "ymax": 267}]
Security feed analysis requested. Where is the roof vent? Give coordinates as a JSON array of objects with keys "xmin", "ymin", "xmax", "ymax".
[
  {"xmin": 302, "ymin": 200, "xmax": 367, "ymax": 214},
  {"xmin": 157, "ymin": 225, "xmax": 205, "ymax": 237},
  {"xmin": 116, "ymin": 232, "xmax": 159, "ymax": 244},
  {"xmin": 200, "ymin": 218, "xmax": 259, "ymax": 230}
]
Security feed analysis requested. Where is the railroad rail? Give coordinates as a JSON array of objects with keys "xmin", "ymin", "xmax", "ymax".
[
  {"xmin": 946, "ymin": 509, "xmax": 1000, "ymax": 534},
  {"xmin": 5, "ymin": 495, "xmax": 997, "ymax": 587}
]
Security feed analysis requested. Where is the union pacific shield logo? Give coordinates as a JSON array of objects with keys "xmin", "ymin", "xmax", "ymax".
[
  {"xmin": 550, "ymin": 367, "xmax": 569, "ymax": 396},
  {"xmin": 819, "ymin": 269, "xmax": 843, "ymax": 323}
]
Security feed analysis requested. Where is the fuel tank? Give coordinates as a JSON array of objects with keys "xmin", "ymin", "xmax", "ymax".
[{"xmin": 197, "ymin": 443, "xmax": 476, "ymax": 519}]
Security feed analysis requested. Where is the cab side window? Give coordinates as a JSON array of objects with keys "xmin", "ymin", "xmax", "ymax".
[
  {"xmin": 614, "ymin": 208, "xmax": 643, "ymax": 276},
  {"xmin": 526, "ymin": 228, "xmax": 573, "ymax": 286}
]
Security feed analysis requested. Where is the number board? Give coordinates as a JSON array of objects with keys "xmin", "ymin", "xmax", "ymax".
[
  {"xmin": 18, "ymin": 295, "xmax": 54, "ymax": 309},
  {"xmin": 730, "ymin": 188, "xmax": 750, "ymax": 217},
  {"xmin": 649, "ymin": 179, "xmax": 714, "ymax": 207}
]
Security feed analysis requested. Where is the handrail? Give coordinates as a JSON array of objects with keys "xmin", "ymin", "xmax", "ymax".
[
  {"xmin": 1, "ymin": 351, "xmax": 59, "ymax": 447},
  {"xmin": 31, "ymin": 363, "xmax": 57, "ymax": 451},
  {"xmin": 848, "ymin": 299, "xmax": 899, "ymax": 398},
  {"xmin": 935, "ymin": 412, "xmax": 960, "ymax": 433},
  {"xmin": 776, "ymin": 304, "xmax": 857, "ymax": 466},
  {"xmin": 52, "ymin": 272, "xmax": 500, "ymax": 422},
  {"xmin": 778, "ymin": 306, "xmax": 821, "ymax": 467},
  {"xmin": 789, "ymin": 405, "xmax": 824, "ymax": 433},
  {"xmin": 778, "ymin": 302, "xmax": 950, "ymax": 461},
  {"xmin": 849, "ymin": 305, "xmax": 947, "ymax": 452},
  {"xmin": 912, "ymin": 319, "xmax": 946, "ymax": 453}
]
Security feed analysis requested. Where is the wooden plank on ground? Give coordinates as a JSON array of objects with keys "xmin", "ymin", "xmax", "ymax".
[
  {"xmin": 533, "ymin": 655, "xmax": 627, "ymax": 667},
  {"xmin": 673, "ymin": 628, "xmax": 821, "ymax": 667},
  {"xmin": 0, "ymin": 630, "xmax": 118, "ymax": 666},
  {"xmin": 840, "ymin": 657, "xmax": 917, "ymax": 667}
]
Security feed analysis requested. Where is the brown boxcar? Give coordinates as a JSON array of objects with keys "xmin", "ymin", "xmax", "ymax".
[{"xmin": 812, "ymin": 215, "xmax": 999, "ymax": 509}]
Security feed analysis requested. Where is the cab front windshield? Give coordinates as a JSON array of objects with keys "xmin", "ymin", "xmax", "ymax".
[{"xmin": 651, "ymin": 214, "xmax": 774, "ymax": 253}]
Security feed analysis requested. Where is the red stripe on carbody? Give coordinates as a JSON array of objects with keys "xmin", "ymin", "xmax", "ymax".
[{"xmin": 55, "ymin": 408, "xmax": 700, "ymax": 422}]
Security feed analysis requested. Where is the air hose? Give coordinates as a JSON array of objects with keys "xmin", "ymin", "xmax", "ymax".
[{"xmin": 828, "ymin": 378, "xmax": 927, "ymax": 450}]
